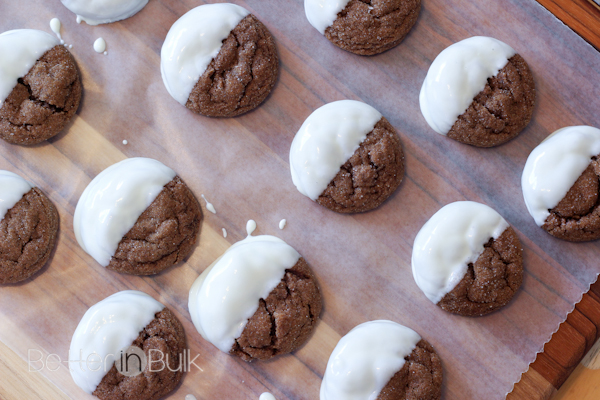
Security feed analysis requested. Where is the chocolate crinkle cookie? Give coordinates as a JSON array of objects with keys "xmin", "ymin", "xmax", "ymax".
[
  {"xmin": 543, "ymin": 157, "xmax": 600, "ymax": 241},
  {"xmin": 376, "ymin": 340, "xmax": 443, "ymax": 400},
  {"xmin": 317, "ymin": 117, "xmax": 404, "ymax": 213},
  {"xmin": 230, "ymin": 258, "xmax": 322, "ymax": 361},
  {"xmin": 187, "ymin": 14, "xmax": 278, "ymax": 118},
  {"xmin": 0, "ymin": 45, "xmax": 81, "ymax": 145},
  {"xmin": 0, "ymin": 187, "xmax": 59, "ymax": 284},
  {"xmin": 107, "ymin": 177, "xmax": 202, "ymax": 275},
  {"xmin": 93, "ymin": 308, "xmax": 186, "ymax": 400},
  {"xmin": 325, "ymin": 0, "xmax": 421, "ymax": 56},
  {"xmin": 447, "ymin": 54, "xmax": 536, "ymax": 147},
  {"xmin": 439, "ymin": 227, "xmax": 523, "ymax": 317}
]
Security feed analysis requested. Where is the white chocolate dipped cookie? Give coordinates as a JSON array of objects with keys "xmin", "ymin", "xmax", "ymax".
[
  {"xmin": 160, "ymin": 3, "xmax": 278, "ymax": 117},
  {"xmin": 188, "ymin": 230, "xmax": 322, "ymax": 361},
  {"xmin": 69, "ymin": 290, "xmax": 185, "ymax": 400},
  {"xmin": 522, "ymin": 126, "xmax": 600, "ymax": 241},
  {"xmin": 320, "ymin": 320, "xmax": 442, "ymax": 400},
  {"xmin": 289, "ymin": 100, "xmax": 404, "ymax": 213},
  {"xmin": 412, "ymin": 201, "xmax": 523, "ymax": 316},
  {"xmin": 0, "ymin": 29, "xmax": 81, "ymax": 145},
  {"xmin": 74, "ymin": 157, "xmax": 202, "ymax": 275},
  {"xmin": 0, "ymin": 170, "xmax": 59, "ymax": 284},
  {"xmin": 420, "ymin": 36, "xmax": 535, "ymax": 147},
  {"xmin": 60, "ymin": 0, "xmax": 148, "ymax": 25}
]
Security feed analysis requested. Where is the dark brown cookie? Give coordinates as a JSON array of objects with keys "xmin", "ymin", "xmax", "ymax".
[
  {"xmin": 93, "ymin": 307, "xmax": 186, "ymax": 400},
  {"xmin": 324, "ymin": 0, "xmax": 421, "ymax": 56},
  {"xmin": 447, "ymin": 54, "xmax": 536, "ymax": 147},
  {"xmin": 438, "ymin": 227, "xmax": 523, "ymax": 316},
  {"xmin": 0, "ymin": 45, "xmax": 82, "ymax": 145},
  {"xmin": 0, "ymin": 187, "xmax": 59, "ymax": 284},
  {"xmin": 186, "ymin": 14, "xmax": 278, "ymax": 118},
  {"xmin": 317, "ymin": 117, "xmax": 404, "ymax": 213},
  {"xmin": 376, "ymin": 339, "xmax": 442, "ymax": 400},
  {"xmin": 107, "ymin": 176, "xmax": 202, "ymax": 275},
  {"xmin": 230, "ymin": 257, "xmax": 322, "ymax": 361},
  {"xmin": 543, "ymin": 158, "xmax": 600, "ymax": 241}
]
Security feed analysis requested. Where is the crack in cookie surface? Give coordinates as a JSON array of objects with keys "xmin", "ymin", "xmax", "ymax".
[
  {"xmin": 543, "ymin": 158, "xmax": 600, "ymax": 241},
  {"xmin": 107, "ymin": 177, "xmax": 202, "ymax": 275},
  {"xmin": 0, "ymin": 45, "xmax": 81, "ymax": 145},
  {"xmin": 376, "ymin": 339, "xmax": 443, "ymax": 400},
  {"xmin": 317, "ymin": 117, "xmax": 404, "ymax": 213},
  {"xmin": 447, "ymin": 54, "xmax": 536, "ymax": 147},
  {"xmin": 438, "ymin": 227, "xmax": 523, "ymax": 316},
  {"xmin": 230, "ymin": 258, "xmax": 322, "ymax": 361},
  {"xmin": 0, "ymin": 188, "xmax": 59, "ymax": 284},
  {"xmin": 186, "ymin": 14, "xmax": 278, "ymax": 117},
  {"xmin": 325, "ymin": 0, "xmax": 421, "ymax": 55}
]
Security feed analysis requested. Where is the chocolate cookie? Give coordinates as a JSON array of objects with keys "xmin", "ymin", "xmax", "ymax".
[
  {"xmin": 317, "ymin": 117, "xmax": 404, "ymax": 213},
  {"xmin": 108, "ymin": 176, "xmax": 203, "ymax": 275},
  {"xmin": 0, "ymin": 45, "xmax": 81, "ymax": 145},
  {"xmin": 377, "ymin": 339, "xmax": 442, "ymax": 400},
  {"xmin": 447, "ymin": 55, "xmax": 535, "ymax": 147},
  {"xmin": 186, "ymin": 14, "xmax": 279, "ymax": 117},
  {"xmin": 93, "ymin": 308, "xmax": 186, "ymax": 400},
  {"xmin": 0, "ymin": 187, "xmax": 59, "ymax": 284},
  {"xmin": 230, "ymin": 257, "xmax": 322, "ymax": 361},
  {"xmin": 438, "ymin": 227, "xmax": 523, "ymax": 317}
]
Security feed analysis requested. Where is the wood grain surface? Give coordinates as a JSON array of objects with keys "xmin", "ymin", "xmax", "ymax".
[
  {"xmin": 536, "ymin": 0, "xmax": 600, "ymax": 49},
  {"xmin": 2, "ymin": 1, "xmax": 600, "ymax": 400}
]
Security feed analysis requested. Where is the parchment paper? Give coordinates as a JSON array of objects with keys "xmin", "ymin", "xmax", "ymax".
[{"xmin": 1, "ymin": 0, "xmax": 600, "ymax": 399}]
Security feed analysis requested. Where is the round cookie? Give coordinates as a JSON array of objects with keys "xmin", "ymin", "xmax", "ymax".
[
  {"xmin": 74, "ymin": 158, "xmax": 202, "ymax": 275},
  {"xmin": 60, "ymin": 0, "xmax": 149, "ymax": 25},
  {"xmin": 305, "ymin": 0, "xmax": 421, "ymax": 56},
  {"xmin": 412, "ymin": 201, "xmax": 523, "ymax": 316},
  {"xmin": 189, "ymin": 233, "xmax": 322, "ymax": 361},
  {"xmin": 69, "ymin": 291, "xmax": 186, "ymax": 400},
  {"xmin": 0, "ymin": 171, "xmax": 59, "ymax": 284},
  {"xmin": 0, "ymin": 29, "xmax": 81, "ymax": 145},
  {"xmin": 290, "ymin": 100, "xmax": 404, "ymax": 213},
  {"xmin": 522, "ymin": 126, "xmax": 600, "ymax": 241},
  {"xmin": 161, "ymin": 4, "xmax": 279, "ymax": 117},
  {"xmin": 320, "ymin": 320, "xmax": 442, "ymax": 400},
  {"xmin": 420, "ymin": 36, "xmax": 535, "ymax": 147}
]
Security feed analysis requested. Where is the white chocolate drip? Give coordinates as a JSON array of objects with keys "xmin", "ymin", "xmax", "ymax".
[
  {"xmin": 260, "ymin": 393, "xmax": 277, "ymax": 400},
  {"xmin": 222, "ymin": 228, "xmax": 227, "ymax": 238},
  {"xmin": 93, "ymin": 37, "xmax": 106, "ymax": 54},
  {"xmin": 201, "ymin": 194, "xmax": 216, "ymax": 214},
  {"xmin": 279, "ymin": 219, "xmax": 287, "ymax": 230},
  {"xmin": 49, "ymin": 18, "xmax": 64, "ymax": 44},
  {"xmin": 246, "ymin": 219, "xmax": 257, "ymax": 236}
]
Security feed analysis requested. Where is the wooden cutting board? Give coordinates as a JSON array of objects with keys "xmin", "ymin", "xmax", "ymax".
[{"xmin": 2, "ymin": 1, "xmax": 600, "ymax": 400}]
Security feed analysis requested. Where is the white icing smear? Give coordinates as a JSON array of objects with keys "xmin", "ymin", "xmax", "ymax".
[
  {"xmin": 304, "ymin": 0, "xmax": 352, "ymax": 35},
  {"xmin": 419, "ymin": 36, "xmax": 516, "ymax": 135},
  {"xmin": 69, "ymin": 291, "xmax": 164, "ymax": 394},
  {"xmin": 412, "ymin": 201, "xmax": 509, "ymax": 304},
  {"xmin": 160, "ymin": 3, "xmax": 249, "ymax": 105},
  {"xmin": 73, "ymin": 158, "xmax": 176, "ymax": 267},
  {"xmin": 279, "ymin": 219, "xmax": 287, "ymax": 230},
  {"xmin": 246, "ymin": 219, "xmax": 257, "ymax": 236},
  {"xmin": 60, "ymin": 0, "xmax": 149, "ymax": 25},
  {"xmin": 50, "ymin": 18, "xmax": 64, "ymax": 43},
  {"xmin": 320, "ymin": 320, "xmax": 421, "ymax": 400},
  {"xmin": 290, "ymin": 100, "xmax": 382, "ymax": 200},
  {"xmin": 0, "ymin": 29, "xmax": 60, "ymax": 106},
  {"xmin": 0, "ymin": 170, "xmax": 34, "ymax": 222},
  {"xmin": 93, "ymin": 37, "xmax": 106, "ymax": 53},
  {"xmin": 188, "ymin": 235, "xmax": 300, "ymax": 353},
  {"xmin": 522, "ymin": 126, "xmax": 600, "ymax": 226},
  {"xmin": 260, "ymin": 393, "xmax": 277, "ymax": 400},
  {"xmin": 201, "ymin": 194, "xmax": 216, "ymax": 214}
]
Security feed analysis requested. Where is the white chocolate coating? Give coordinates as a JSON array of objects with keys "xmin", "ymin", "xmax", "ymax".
[
  {"xmin": 60, "ymin": 0, "xmax": 148, "ymax": 25},
  {"xmin": 69, "ymin": 290, "xmax": 165, "ymax": 394},
  {"xmin": 188, "ymin": 235, "xmax": 300, "ymax": 353},
  {"xmin": 0, "ymin": 29, "xmax": 60, "ymax": 106},
  {"xmin": 0, "ymin": 170, "xmax": 34, "ymax": 222},
  {"xmin": 73, "ymin": 158, "xmax": 176, "ymax": 267},
  {"xmin": 522, "ymin": 126, "xmax": 600, "ymax": 226},
  {"xmin": 412, "ymin": 201, "xmax": 509, "ymax": 304},
  {"xmin": 290, "ymin": 100, "xmax": 382, "ymax": 200},
  {"xmin": 320, "ymin": 320, "xmax": 421, "ymax": 400},
  {"xmin": 304, "ymin": 0, "xmax": 351, "ymax": 35},
  {"xmin": 160, "ymin": 3, "xmax": 250, "ymax": 105},
  {"xmin": 419, "ymin": 36, "xmax": 516, "ymax": 135}
]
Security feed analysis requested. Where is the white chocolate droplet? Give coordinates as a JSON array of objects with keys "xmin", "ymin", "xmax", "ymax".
[
  {"xmin": 122, "ymin": 139, "xmax": 128, "ymax": 145},
  {"xmin": 222, "ymin": 228, "xmax": 227, "ymax": 238},
  {"xmin": 184, "ymin": 395, "xmax": 198, "ymax": 400},
  {"xmin": 279, "ymin": 219, "xmax": 287, "ymax": 230},
  {"xmin": 50, "ymin": 18, "xmax": 63, "ymax": 42},
  {"xmin": 93, "ymin": 37, "xmax": 106, "ymax": 53},
  {"xmin": 201, "ymin": 194, "xmax": 216, "ymax": 214},
  {"xmin": 260, "ymin": 393, "xmax": 277, "ymax": 400},
  {"xmin": 246, "ymin": 220, "xmax": 257, "ymax": 236}
]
